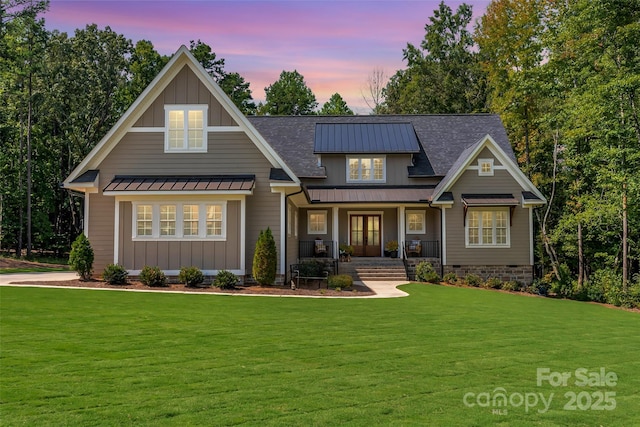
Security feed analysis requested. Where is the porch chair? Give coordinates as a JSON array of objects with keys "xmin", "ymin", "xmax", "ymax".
[
  {"xmin": 314, "ymin": 239, "xmax": 328, "ymax": 257},
  {"xmin": 407, "ymin": 239, "xmax": 422, "ymax": 257}
]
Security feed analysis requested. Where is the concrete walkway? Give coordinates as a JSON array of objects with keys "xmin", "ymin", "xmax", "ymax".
[{"xmin": 0, "ymin": 272, "xmax": 409, "ymax": 299}]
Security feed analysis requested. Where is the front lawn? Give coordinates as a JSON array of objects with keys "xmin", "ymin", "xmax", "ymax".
[{"xmin": 1, "ymin": 284, "xmax": 638, "ymax": 426}]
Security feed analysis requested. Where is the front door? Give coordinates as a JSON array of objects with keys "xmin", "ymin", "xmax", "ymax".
[{"xmin": 350, "ymin": 214, "xmax": 381, "ymax": 257}]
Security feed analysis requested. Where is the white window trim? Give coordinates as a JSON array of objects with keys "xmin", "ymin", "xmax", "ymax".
[
  {"xmin": 478, "ymin": 158, "xmax": 494, "ymax": 176},
  {"xmin": 307, "ymin": 210, "xmax": 328, "ymax": 235},
  {"xmin": 346, "ymin": 156, "xmax": 386, "ymax": 183},
  {"xmin": 164, "ymin": 105, "xmax": 208, "ymax": 153},
  {"xmin": 465, "ymin": 207, "xmax": 510, "ymax": 248},
  {"xmin": 132, "ymin": 201, "xmax": 226, "ymax": 241},
  {"xmin": 406, "ymin": 210, "xmax": 426, "ymax": 234}
]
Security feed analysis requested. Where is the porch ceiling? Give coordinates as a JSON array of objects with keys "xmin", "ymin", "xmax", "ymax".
[{"xmin": 307, "ymin": 186, "xmax": 434, "ymax": 203}]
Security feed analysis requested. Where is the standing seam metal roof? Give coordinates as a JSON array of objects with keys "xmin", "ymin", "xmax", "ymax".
[{"xmin": 314, "ymin": 123, "xmax": 421, "ymax": 153}]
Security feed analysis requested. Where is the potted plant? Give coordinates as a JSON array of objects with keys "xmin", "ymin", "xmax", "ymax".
[
  {"xmin": 384, "ymin": 240, "xmax": 399, "ymax": 258},
  {"xmin": 339, "ymin": 243, "xmax": 354, "ymax": 262}
]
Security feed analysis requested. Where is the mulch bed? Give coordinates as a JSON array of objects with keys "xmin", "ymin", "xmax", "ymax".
[{"xmin": 8, "ymin": 278, "xmax": 375, "ymax": 297}]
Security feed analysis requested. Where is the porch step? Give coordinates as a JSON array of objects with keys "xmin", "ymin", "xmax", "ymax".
[{"xmin": 339, "ymin": 258, "xmax": 408, "ymax": 281}]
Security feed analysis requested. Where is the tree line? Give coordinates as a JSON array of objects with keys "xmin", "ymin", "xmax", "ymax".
[{"xmin": 1, "ymin": 0, "xmax": 638, "ymax": 289}]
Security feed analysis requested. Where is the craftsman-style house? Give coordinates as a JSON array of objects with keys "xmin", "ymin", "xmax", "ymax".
[{"xmin": 63, "ymin": 46, "xmax": 546, "ymax": 285}]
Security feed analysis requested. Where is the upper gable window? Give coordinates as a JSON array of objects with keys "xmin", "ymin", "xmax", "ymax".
[
  {"xmin": 478, "ymin": 158, "xmax": 494, "ymax": 176},
  {"xmin": 347, "ymin": 156, "xmax": 385, "ymax": 182},
  {"xmin": 165, "ymin": 105, "xmax": 208, "ymax": 152}
]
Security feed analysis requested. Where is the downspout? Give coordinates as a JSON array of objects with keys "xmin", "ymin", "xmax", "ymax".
[{"xmin": 284, "ymin": 187, "xmax": 305, "ymax": 282}]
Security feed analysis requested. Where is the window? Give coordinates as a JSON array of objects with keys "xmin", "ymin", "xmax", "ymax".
[
  {"xmin": 183, "ymin": 205, "xmax": 199, "ymax": 236},
  {"xmin": 159, "ymin": 205, "xmax": 176, "ymax": 236},
  {"xmin": 137, "ymin": 205, "xmax": 153, "ymax": 236},
  {"xmin": 347, "ymin": 156, "xmax": 385, "ymax": 182},
  {"xmin": 133, "ymin": 202, "xmax": 226, "ymax": 240},
  {"xmin": 307, "ymin": 210, "xmax": 327, "ymax": 234},
  {"xmin": 406, "ymin": 211, "xmax": 426, "ymax": 234},
  {"xmin": 466, "ymin": 209, "xmax": 510, "ymax": 247},
  {"xmin": 165, "ymin": 105, "xmax": 207, "ymax": 152},
  {"xmin": 478, "ymin": 158, "xmax": 494, "ymax": 176},
  {"xmin": 206, "ymin": 205, "xmax": 223, "ymax": 236}
]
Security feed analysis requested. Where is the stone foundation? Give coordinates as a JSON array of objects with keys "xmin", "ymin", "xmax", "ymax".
[{"xmin": 443, "ymin": 265, "xmax": 534, "ymax": 286}]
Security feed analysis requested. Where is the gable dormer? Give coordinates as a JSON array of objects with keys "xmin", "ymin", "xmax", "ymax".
[{"xmin": 312, "ymin": 123, "xmax": 421, "ymax": 184}]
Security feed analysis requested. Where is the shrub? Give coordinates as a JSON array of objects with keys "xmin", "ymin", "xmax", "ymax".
[
  {"xmin": 139, "ymin": 266, "xmax": 167, "ymax": 287},
  {"xmin": 529, "ymin": 279, "xmax": 549, "ymax": 296},
  {"xmin": 443, "ymin": 272, "xmax": 458, "ymax": 285},
  {"xmin": 252, "ymin": 227, "xmax": 277, "ymax": 285},
  {"xmin": 464, "ymin": 274, "xmax": 482, "ymax": 287},
  {"xmin": 102, "ymin": 264, "xmax": 128, "ymax": 285},
  {"xmin": 484, "ymin": 277, "xmax": 503, "ymax": 289},
  {"xmin": 179, "ymin": 266, "xmax": 205, "ymax": 287},
  {"xmin": 214, "ymin": 270, "xmax": 238, "ymax": 289},
  {"xmin": 329, "ymin": 274, "xmax": 353, "ymax": 290},
  {"xmin": 415, "ymin": 261, "xmax": 440, "ymax": 283},
  {"xmin": 501, "ymin": 281, "xmax": 521, "ymax": 292},
  {"xmin": 69, "ymin": 234, "xmax": 94, "ymax": 280},
  {"xmin": 298, "ymin": 260, "xmax": 327, "ymax": 277}
]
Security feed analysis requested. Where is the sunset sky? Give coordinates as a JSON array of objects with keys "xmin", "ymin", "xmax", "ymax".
[{"xmin": 45, "ymin": 0, "xmax": 491, "ymax": 113}]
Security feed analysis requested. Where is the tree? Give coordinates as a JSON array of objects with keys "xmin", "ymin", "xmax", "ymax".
[
  {"xmin": 381, "ymin": 1, "xmax": 486, "ymax": 114},
  {"xmin": 189, "ymin": 40, "xmax": 255, "ymax": 115},
  {"xmin": 261, "ymin": 70, "xmax": 317, "ymax": 115},
  {"xmin": 252, "ymin": 227, "xmax": 277, "ymax": 285},
  {"xmin": 319, "ymin": 93, "xmax": 353, "ymax": 115},
  {"xmin": 124, "ymin": 39, "xmax": 169, "ymax": 105},
  {"xmin": 68, "ymin": 233, "xmax": 94, "ymax": 280},
  {"xmin": 362, "ymin": 67, "xmax": 387, "ymax": 114},
  {"xmin": 546, "ymin": 0, "xmax": 640, "ymax": 287}
]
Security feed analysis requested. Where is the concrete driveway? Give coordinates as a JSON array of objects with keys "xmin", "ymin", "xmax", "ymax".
[{"xmin": 0, "ymin": 271, "xmax": 78, "ymax": 285}]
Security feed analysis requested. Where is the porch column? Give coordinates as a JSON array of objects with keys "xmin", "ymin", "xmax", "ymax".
[
  {"xmin": 332, "ymin": 206, "xmax": 339, "ymax": 256},
  {"xmin": 398, "ymin": 206, "xmax": 405, "ymax": 259}
]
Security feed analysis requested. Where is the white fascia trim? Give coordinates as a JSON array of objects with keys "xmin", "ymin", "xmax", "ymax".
[
  {"xmin": 128, "ymin": 127, "xmax": 163, "ymax": 133},
  {"xmin": 103, "ymin": 190, "xmax": 253, "ymax": 197},
  {"xmin": 431, "ymin": 134, "xmax": 547, "ymax": 204},
  {"xmin": 65, "ymin": 46, "xmax": 192, "ymax": 185},
  {"xmin": 207, "ymin": 126, "xmax": 243, "ymax": 132}
]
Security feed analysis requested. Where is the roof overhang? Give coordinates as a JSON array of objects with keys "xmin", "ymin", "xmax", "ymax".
[
  {"xmin": 306, "ymin": 186, "xmax": 434, "ymax": 204},
  {"xmin": 64, "ymin": 169, "xmax": 99, "ymax": 192},
  {"xmin": 103, "ymin": 175, "xmax": 255, "ymax": 196}
]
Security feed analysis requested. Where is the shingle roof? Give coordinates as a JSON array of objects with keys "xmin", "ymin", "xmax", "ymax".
[
  {"xmin": 314, "ymin": 123, "xmax": 420, "ymax": 153},
  {"xmin": 247, "ymin": 115, "xmax": 513, "ymax": 178}
]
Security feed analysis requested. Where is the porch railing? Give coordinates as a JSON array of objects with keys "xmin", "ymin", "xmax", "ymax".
[
  {"xmin": 299, "ymin": 240, "xmax": 335, "ymax": 259},
  {"xmin": 403, "ymin": 240, "xmax": 440, "ymax": 258}
]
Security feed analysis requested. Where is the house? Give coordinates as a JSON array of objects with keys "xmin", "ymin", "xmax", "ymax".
[{"xmin": 63, "ymin": 46, "xmax": 546, "ymax": 285}]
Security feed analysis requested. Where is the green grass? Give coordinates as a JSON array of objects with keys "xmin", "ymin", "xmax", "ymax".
[
  {"xmin": 1, "ymin": 284, "xmax": 638, "ymax": 426},
  {"xmin": 0, "ymin": 266, "xmax": 70, "ymax": 274}
]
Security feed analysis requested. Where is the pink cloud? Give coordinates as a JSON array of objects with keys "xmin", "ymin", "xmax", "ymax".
[{"xmin": 45, "ymin": 0, "xmax": 490, "ymax": 113}]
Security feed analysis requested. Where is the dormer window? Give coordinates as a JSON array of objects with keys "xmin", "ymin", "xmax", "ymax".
[
  {"xmin": 165, "ymin": 105, "xmax": 208, "ymax": 152},
  {"xmin": 347, "ymin": 156, "xmax": 385, "ymax": 182},
  {"xmin": 478, "ymin": 158, "xmax": 494, "ymax": 176}
]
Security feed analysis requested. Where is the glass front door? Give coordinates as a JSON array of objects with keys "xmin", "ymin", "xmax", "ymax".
[{"xmin": 350, "ymin": 215, "xmax": 381, "ymax": 256}]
